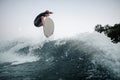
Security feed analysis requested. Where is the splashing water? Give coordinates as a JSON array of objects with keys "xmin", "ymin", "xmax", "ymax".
[{"xmin": 0, "ymin": 32, "xmax": 120, "ymax": 80}]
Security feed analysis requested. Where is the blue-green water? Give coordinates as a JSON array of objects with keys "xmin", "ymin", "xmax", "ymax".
[{"xmin": 0, "ymin": 33, "xmax": 120, "ymax": 80}]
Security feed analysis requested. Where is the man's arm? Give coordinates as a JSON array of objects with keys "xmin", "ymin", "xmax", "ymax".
[{"xmin": 41, "ymin": 16, "xmax": 44, "ymax": 25}]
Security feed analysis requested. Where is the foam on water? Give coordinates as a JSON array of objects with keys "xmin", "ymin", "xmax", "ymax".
[
  {"xmin": 0, "ymin": 52, "xmax": 40, "ymax": 65},
  {"xmin": 0, "ymin": 38, "xmax": 43, "ymax": 65},
  {"xmin": 73, "ymin": 32, "xmax": 120, "ymax": 76},
  {"xmin": 0, "ymin": 32, "xmax": 120, "ymax": 78}
]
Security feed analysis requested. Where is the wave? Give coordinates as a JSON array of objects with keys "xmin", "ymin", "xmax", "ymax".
[{"xmin": 0, "ymin": 32, "xmax": 120, "ymax": 79}]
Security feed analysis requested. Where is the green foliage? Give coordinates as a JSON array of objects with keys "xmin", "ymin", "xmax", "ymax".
[{"xmin": 95, "ymin": 23, "xmax": 120, "ymax": 43}]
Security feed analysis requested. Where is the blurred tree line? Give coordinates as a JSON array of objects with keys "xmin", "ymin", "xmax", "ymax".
[{"xmin": 95, "ymin": 23, "xmax": 120, "ymax": 43}]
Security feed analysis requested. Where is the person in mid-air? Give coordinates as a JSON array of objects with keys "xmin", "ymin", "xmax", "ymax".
[{"xmin": 34, "ymin": 10, "xmax": 53, "ymax": 27}]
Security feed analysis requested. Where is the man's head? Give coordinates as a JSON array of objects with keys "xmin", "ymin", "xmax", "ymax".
[{"xmin": 44, "ymin": 10, "xmax": 53, "ymax": 17}]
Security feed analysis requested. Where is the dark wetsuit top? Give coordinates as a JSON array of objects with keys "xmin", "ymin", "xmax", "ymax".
[{"xmin": 34, "ymin": 13, "xmax": 45, "ymax": 27}]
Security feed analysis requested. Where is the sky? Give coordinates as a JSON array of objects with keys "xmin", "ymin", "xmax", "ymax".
[{"xmin": 0, "ymin": 0, "xmax": 120, "ymax": 40}]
